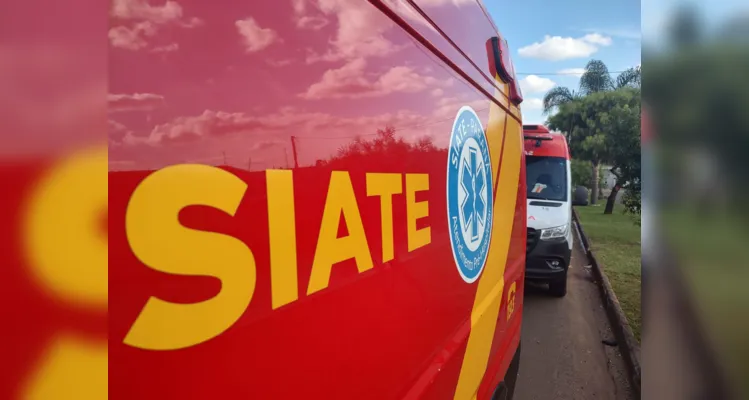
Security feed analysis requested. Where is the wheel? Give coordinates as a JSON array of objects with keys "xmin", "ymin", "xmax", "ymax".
[
  {"xmin": 492, "ymin": 383, "xmax": 509, "ymax": 400},
  {"xmin": 501, "ymin": 341, "xmax": 521, "ymax": 400},
  {"xmin": 549, "ymin": 273, "xmax": 567, "ymax": 297}
]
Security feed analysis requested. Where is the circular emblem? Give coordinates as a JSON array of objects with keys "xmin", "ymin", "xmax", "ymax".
[{"xmin": 446, "ymin": 106, "xmax": 493, "ymax": 283}]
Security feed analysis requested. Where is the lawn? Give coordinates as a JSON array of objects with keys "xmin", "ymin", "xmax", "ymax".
[
  {"xmin": 663, "ymin": 208, "xmax": 749, "ymax": 393},
  {"xmin": 575, "ymin": 203, "xmax": 641, "ymax": 342}
]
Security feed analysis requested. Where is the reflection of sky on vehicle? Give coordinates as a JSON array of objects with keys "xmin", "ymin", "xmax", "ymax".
[
  {"xmin": 107, "ymin": 1, "xmax": 527, "ymax": 399},
  {"xmin": 108, "ymin": 0, "xmax": 520, "ymax": 171}
]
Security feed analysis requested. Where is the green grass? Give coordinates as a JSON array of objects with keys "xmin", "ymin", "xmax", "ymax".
[
  {"xmin": 663, "ymin": 208, "xmax": 749, "ymax": 393},
  {"xmin": 576, "ymin": 203, "xmax": 641, "ymax": 342}
]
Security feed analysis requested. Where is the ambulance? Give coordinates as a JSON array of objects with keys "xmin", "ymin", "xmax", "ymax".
[
  {"xmin": 109, "ymin": 0, "xmax": 527, "ymax": 399},
  {"xmin": 523, "ymin": 125, "xmax": 573, "ymax": 297}
]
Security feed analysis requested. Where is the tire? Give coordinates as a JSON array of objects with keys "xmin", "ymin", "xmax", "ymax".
[
  {"xmin": 493, "ymin": 383, "xmax": 509, "ymax": 400},
  {"xmin": 501, "ymin": 342, "xmax": 521, "ymax": 400},
  {"xmin": 549, "ymin": 273, "xmax": 568, "ymax": 297}
]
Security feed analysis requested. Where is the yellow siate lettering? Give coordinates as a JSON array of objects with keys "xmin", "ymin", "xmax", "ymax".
[
  {"xmin": 366, "ymin": 173, "xmax": 402, "ymax": 263},
  {"xmin": 22, "ymin": 146, "xmax": 108, "ymax": 399},
  {"xmin": 266, "ymin": 169, "xmax": 299, "ymax": 309},
  {"xmin": 406, "ymin": 174, "xmax": 431, "ymax": 251},
  {"xmin": 23, "ymin": 335, "xmax": 108, "ymax": 400},
  {"xmin": 124, "ymin": 164, "xmax": 255, "ymax": 351},
  {"xmin": 308, "ymin": 171, "xmax": 373, "ymax": 295},
  {"xmin": 23, "ymin": 146, "xmax": 108, "ymax": 308}
]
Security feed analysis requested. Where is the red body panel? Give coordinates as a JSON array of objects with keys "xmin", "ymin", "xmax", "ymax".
[{"xmin": 107, "ymin": 0, "xmax": 526, "ymax": 399}]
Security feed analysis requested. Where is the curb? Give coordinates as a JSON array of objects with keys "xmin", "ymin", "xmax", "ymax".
[{"xmin": 572, "ymin": 208, "xmax": 641, "ymax": 398}]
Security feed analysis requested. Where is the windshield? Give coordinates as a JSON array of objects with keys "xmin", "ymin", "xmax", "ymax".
[{"xmin": 526, "ymin": 156, "xmax": 568, "ymax": 202}]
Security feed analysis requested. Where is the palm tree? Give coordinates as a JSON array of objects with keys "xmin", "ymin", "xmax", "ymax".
[
  {"xmin": 542, "ymin": 86, "xmax": 582, "ymax": 116},
  {"xmin": 542, "ymin": 59, "xmax": 641, "ymax": 115},
  {"xmin": 542, "ymin": 59, "xmax": 640, "ymax": 204}
]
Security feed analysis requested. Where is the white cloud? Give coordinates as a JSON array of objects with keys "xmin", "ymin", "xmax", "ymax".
[
  {"xmin": 111, "ymin": 0, "xmax": 183, "ymax": 24},
  {"xmin": 147, "ymin": 110, "xmax": 263, "ymax": 144},
  {"xmin": 297, "ymin": 15, "xmax": 329, "ymax": 30},
  {"xmin": 109, "ymin": 0, "xmax": 203, "ymax": 51},
  {"xmin": 180, "ymin": 16, "xmax": 204, "ymax": 28},
  {"xmin": 519, "ymin": 75, "xmax": 556, "ymax": 94},
  {"xmin": 557, "ymin": 68, "xmax": 586, "ymax": 77},
  {"xmin": 108, "ymin": 93, "xmax": 165, "ymax": 112},
  {"xmin": 151, "ymin": 43, "xmax": 179, "ymax": 53},
  {"xmin": 109, "ymin": 119, "xmax": 130, "ymax": 147},
  {"xmin": 521, "ymin": 99, "xmax": 545, "ymax": 124},
  {"xmin": 109, "ymin": 119, "xmax": 129, "ymax": 133},
  {"xmin": 523, "ymin": 98, "xmax": 543, "ymax": 110},
  {"xmin": 236, "ymin": 17, "xmax": 279, "ymax": 53},
  {"xmin": 518, "ymin": 33, "xmax": 613, "ymax": 61},
  {"xmin": 135, "ymin": 107, "xmax": 433, "ymax": 146},
  {"xmin": 432, "ymin": 96, "xmax": 487, "ymax": 122},
  {"xmin": 291, "ymin": 0, "xmax": 330, "ymax": 30},
  {"xmin": 300, "ymin": 58, "xmax": 452, "ymax": 99},
  {"xmin": 302, "ymin": 0, "xmax": 399, "ymax": 63},
  {"xmin": 291, "ymin": 0, "xmax": 306, "ymax": 14},
  {"xmin": 300, "ymin": 58, "xmax": 370, "ymax": 99},
  {"xmin": 582, "ymin": 27, "xmax": 641, "ymax": 40},
  {"xmin": 267, "ymin": 58, "xmax": 294, "ymax": 67},
  {"xmin": 108, "ymin": 22, "xmax": 156, "ymax": 50},
  {"xmin": 581, "ymin": 33, "xmax": 613, "ymax": 46},
  {"xmin": 109, "ymin": 120, "xmax": 153, "ymax": 148}
]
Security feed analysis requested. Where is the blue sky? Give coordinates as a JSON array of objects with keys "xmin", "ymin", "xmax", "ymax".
[{"xmin": 484, "ymin": 0, "xmax": 641, "ymax": 124}]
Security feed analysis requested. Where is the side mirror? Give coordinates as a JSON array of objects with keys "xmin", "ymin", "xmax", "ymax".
[{"xmin": 572, "ymin": 186, "xmax": 589, "ymax": 206}]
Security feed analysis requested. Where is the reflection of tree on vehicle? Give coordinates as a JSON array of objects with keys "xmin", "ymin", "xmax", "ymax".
[{"xmin": 108, "ymin": 0, "xmax": 528, "ymax": 399}]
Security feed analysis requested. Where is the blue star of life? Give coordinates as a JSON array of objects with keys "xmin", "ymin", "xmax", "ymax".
[{"xmin": 446, "ymin": 106, "xmax": 493, "ymax": 283}]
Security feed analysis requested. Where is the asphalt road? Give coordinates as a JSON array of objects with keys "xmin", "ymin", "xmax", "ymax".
[{"xmin": 514, "ymin": 240, "xmax": 634, "ymax": 400}]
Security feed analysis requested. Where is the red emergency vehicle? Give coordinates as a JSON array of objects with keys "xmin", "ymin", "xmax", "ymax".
[
  {"xmin": 523, "ymin": 125, "xmax": 572, "ymax": 296},
  {"xmin": 108, "ymin": 0, "xmax": 527, "ymax": 398}
]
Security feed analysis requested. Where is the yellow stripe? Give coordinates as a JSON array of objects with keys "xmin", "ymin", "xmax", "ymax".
[
  {"xmin": 487, "ymin": 83, "xmax": 508, "ymax": 184},
  {"xmin": 453, "ymin": 91, "xmax": 522, "ymax": 400}
]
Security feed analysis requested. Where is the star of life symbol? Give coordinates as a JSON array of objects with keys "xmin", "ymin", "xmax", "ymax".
[
  {"xmin": 459, "ymin": 147, "xmax": 487, "ymax": 247},
  {"xmin": 447, "ymin": 106, "xmax": 493, "ymax": 284}
]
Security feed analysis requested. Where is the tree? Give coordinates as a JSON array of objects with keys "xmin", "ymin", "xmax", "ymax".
[
  {"xmin": 668, "ymin": 3, "xmax": 703, "ymax": 49},
  {"xmin": 579, "ymin": 60, "xmax": 614, "ymax": 94},
  {"xmin": 570, "ymin": 159, "xmax": 593, "ymax": 188},
  {"xmin": 548, "ymin": 88, "xmax": 641, "ymax": 211},
  {"xmin": 597, "ymin": 91, "xmax": 641, "ymax": 214},
  {"xmin": 548, "ymin": 99, "xmax": 603, "ymax": 204},
  {"xmin": 542, "ymin": 86, "xmax": 582, "ymax": 116},
  {"xmin": 320, "ymin": 126, "xmax": 444, "ymax": 170},
  {"xmin": 542, "ymin": 59, "xmax": 641, "ymax": 115},
  {"xmin": 543, "ymin": 59, "xmax": 641, "ymax": 204},
  {"xmin": 645, "ymin": 41, "xmax": 749, "ymax": 218},
  {"xmin": 719, "ymin": 14, "xmax": 749, "ymax": 42}
]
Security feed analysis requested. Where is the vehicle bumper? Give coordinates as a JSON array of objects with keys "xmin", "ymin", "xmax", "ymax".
[{"xmin": 525, "ymin": 236, "xmax": 571, "ymax": 282}]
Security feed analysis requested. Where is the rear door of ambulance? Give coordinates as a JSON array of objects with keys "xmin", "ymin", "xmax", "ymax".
[{"xmin": 109, "ymin": 0, "xmax": 526, "ymax": 399}]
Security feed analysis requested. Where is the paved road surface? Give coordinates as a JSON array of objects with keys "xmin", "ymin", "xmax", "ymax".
[{"xmin": 514, "ymin": 240, "xmax": 634, "ymax": 400}]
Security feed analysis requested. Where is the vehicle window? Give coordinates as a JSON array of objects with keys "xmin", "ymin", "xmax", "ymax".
[{"xmin": 526, "ymin": 156, "xmax": 567, "ymax": 201}]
